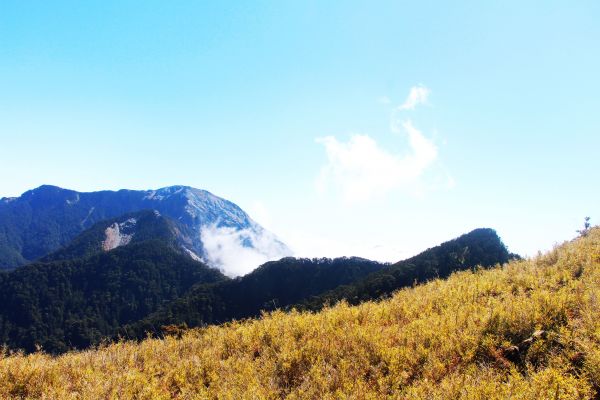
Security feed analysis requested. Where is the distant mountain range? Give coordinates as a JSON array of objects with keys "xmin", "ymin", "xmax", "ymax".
[{"xmin": 0, "ymin": 185, "xmax": 291, "ymax": 273}]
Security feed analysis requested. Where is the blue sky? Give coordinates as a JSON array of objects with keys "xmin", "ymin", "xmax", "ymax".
[{"xmin": 1, "ymin": 1, "xmax": 599, "ymax": 261}]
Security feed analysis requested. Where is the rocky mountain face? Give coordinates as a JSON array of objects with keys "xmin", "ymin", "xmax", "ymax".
[
  {"xmin": 39, "ymin": 210, "xmax": 190, "ymax": 263},
  {"xmin": 0, "ymin": 185, "xmax": 291, "ymax": 272}
]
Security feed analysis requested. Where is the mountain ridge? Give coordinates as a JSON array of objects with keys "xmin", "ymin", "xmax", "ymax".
[
  {"xmin": 0, "ymin": 184, "xmax": 291, "ymax": 273},
  {"xmin": 40, "ymin": 210, "xmax": 195, "ymax": 263},
  {"xmin": 121, "ymin": 227, "xmax": 511, "ymax": 339}
]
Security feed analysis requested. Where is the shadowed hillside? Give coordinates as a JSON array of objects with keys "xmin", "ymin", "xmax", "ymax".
[
  {"xmin": 0, "ymin": 240, "xmax": 226, "ymax": 353},
  {"xmin": 299, "ymin": 227, "xmax": 514, "ymax": 310},
  {"xmin": 122, "ymin": 256, "xmax": 386, "ymax": 338}
]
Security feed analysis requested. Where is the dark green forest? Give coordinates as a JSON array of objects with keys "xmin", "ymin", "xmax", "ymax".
[
  {"xmin": 298, "ymin": 228, "xmax": 516, "ymax": 310},
  {"xmin": 41, "ymin": 210, "xmax": 192, "ymax": 263},
  {"xmin": 122, "ymin": 256, "xmax": 387, "ymax": 338},
  {"xmin": 0, "ymin": 240, "xmax": 225, "ymax": 353}
]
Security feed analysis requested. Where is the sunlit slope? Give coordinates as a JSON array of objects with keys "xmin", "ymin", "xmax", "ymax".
[{"xmin": 1, "ymin": 229, "xmax": 599, "ymax": 399}]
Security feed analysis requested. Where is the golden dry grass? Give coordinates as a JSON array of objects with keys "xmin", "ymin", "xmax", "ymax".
[{"xmin": 1, "ymin": 228, "xmax": 600, "ymax": 399}]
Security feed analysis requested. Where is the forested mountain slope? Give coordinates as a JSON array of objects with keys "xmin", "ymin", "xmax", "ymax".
[
  {"xmin": 300, "ymin": 228, "xmax": 514, "ymax": 310},
  {"xmin": 40, "ymin": 210, "xmax": 193, "ymax": 263},
  {"xmin": 0, "ymin": 240, "xmax": 226, "ymax": 353},
  {"xmin": 123, "ymin": 256, "xmax": 386, "ymax": 338}
]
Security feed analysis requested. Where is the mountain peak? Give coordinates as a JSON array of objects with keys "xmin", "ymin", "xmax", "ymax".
[
  {"xmin": 144, "ymin": 185, "xmax": 190, "ymax": 199},
  {"xmin": 23, "ymin": 184, "xmax": 72, "ymax": 196},
  {"xmin": 0, "ymin": 185, "xmax": 291, "ymax": 274}
]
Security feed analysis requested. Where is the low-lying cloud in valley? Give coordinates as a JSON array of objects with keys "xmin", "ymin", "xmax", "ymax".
[{"xmin": 200, "ymin": 223, "xmax": 292, "ymax": 277}]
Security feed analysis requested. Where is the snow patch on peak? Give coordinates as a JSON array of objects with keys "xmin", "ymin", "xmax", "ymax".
[
  {"xmin": 102, "ymin": 218, "xmax": 137, "ymax": 251},
  {"xmin": 144, "ymin": 186, "xmax": 189, "ymax": 201},
  {"xmin": 81, "ymin": 207, "xmax": 95, "ymax": 227},
  {"xmin": 66, "ymin": 193, "xmax": 80, "ymax": 205},
  {"xmin": 143, "ymin": 190, "xmax": 158, "ymax": 200},
  {"xmin": 182, "ymin": 190, "xmax": 250, "ymax": 228},
  {"xmin": 121, "ymin": 218, "xmax": 137, "ymax": 226}
]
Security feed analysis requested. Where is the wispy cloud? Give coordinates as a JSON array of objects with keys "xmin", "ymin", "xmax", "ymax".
[
  {"xmin": 316, "ymin": 85, "xmax": 448, "ymax": 203},
  {"xmin": 316, "ymin": 121, "xmax": 437, "ymax": 203},
  {"xmin": 248, "ymin": 201, "xmax": 273, "ymax": 230},
  {"xmin": 398, "ymin": 85, "xmax": 430, "ymax": 110},
  {"xmin": 200, "ymin": 224, "xmax": 291, "ymax": 277}
]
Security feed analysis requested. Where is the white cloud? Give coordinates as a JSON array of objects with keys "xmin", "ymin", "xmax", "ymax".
[
  {"xmin": 316, "ymin": 119, "xmax": 438, "ymax": 203},
  {"xmin": 200, "ymin": 224, "xmax": 291, "ymax": 277},
  {"xmin": 398, "ymin": 85, "xmax": 430, "ymax": 110},
  {"xmin": 316, "ymin": 85, "xmax": 451, "ymax": 203},
  {"xmin": 248, "ymin": 201, "xmax": 273, "ymax": 230}
]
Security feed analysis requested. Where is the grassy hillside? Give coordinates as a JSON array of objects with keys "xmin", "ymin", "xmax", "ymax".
[{"xmin": 1, "ymin": 228, "xmax": 599, "ymax": 399}]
